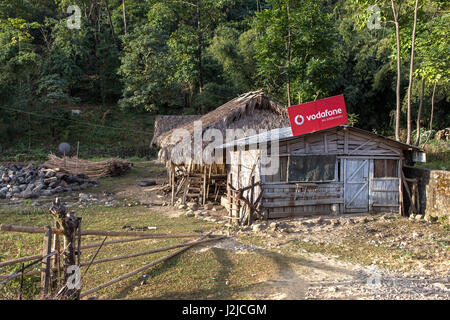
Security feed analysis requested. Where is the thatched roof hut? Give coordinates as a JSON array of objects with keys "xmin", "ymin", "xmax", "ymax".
[
  {"xmin": 155, "ymin": 91, "xmax": 289, "ymax": 165},
  {"xmin": 151, "ymin": 115, "xmax": 201, "ymax": 147}
]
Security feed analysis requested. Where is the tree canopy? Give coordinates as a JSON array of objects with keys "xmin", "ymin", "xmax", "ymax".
[{"xmin": 0, "ymin": 0, "xmax": 448, "ymax": 149}]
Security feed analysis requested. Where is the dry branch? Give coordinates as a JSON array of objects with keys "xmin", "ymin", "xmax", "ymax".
[{"xmin": 44, "ymin": 154, "xmax": 131, "ymax": 178}]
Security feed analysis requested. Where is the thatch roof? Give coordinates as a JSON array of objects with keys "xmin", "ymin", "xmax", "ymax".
[
  {"xmin": 151, "ymin": 115, "xmax": 201, "ymax": 147},
  {"xmin": 155, "ymin": 91, "xmax": 289, "ymax": 164}
]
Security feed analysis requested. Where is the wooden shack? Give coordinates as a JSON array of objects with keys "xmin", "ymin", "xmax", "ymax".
[
  {"xmin": 152, "ymin": 91, "xmax": 290, "ymax": 204},
  {"xmin": 218, "ymin": 126, "xmax": 424, "ymax": 223}
]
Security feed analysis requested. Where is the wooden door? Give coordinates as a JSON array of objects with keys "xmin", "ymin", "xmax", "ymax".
[{"xmin": 344, "ymin": 159, "xmax": 369, "ymax": 212}]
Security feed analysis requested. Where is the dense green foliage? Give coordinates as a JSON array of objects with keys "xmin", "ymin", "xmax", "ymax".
[{"xmin": 0, "ymin": 0, "xmax": 448, "ymax": 158}]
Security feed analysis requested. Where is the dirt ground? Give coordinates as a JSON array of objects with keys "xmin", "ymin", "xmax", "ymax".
[
  {"xmin": 1, "ymin": 160, "xmax": 448, "ymax": 300},
  {"xmin": 112, "ymin": 163, "xmax": 449, "ymax": 300}
]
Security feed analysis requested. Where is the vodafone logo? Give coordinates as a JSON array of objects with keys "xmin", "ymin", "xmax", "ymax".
[
  {"xmin": 287, "ymin": 94, "xmax": 348, "ymax": 136},
  {"xmin": 294, "ymin": 115, "xmax": 304, "ymax": 125},
  {"xmin": 294, "ymin": 108, "xmax": 343, "ymax": 126}
]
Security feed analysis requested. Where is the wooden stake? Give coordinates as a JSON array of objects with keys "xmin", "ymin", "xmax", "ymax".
[
  {"xmin": 40, "ymin": 226, "xmax": 52, "ymax": 300},
  {"xmin": 202, "ymin": 166, "xmax": 207, "ymax": 205},
  {"xmin": 51, "ymin": 221, "xmax": 61, "ymax": 293},
  {"xmin": 171, "ymin": 166, "xmax": 175, "ymax": 205}
]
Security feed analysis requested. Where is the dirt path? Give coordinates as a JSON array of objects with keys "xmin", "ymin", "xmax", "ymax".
[{"xmin": 240, "ymin": 250, "xmax": 449, "ymax": 300}]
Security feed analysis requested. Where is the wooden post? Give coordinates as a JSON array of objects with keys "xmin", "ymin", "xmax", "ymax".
[
  {"xmin": 40, "ymin": 226, "xmax": 52, "ymax": 300},
  {"xmin": 227, "ymin": 174, "xmax": 231, "ymax": 223},
  {"xmin": 202, "ymin": 166, "xmax": 207, "ymax": 205},
  {"xmin": 171, "ymin": 166, "xmax": 175, "ymax": 206},
  {"xmin": 249, "ymin": 176, "xmax": 255, "ymax": 226},
  {"xmin": 50, "ymin": 221, "xmax": 61, "ymax": 293},
  {"xmin": 49, "ymin": 198, "xmax": 81, "ymax": 300},
  {"xmin": 77, "ymin": 222, "xmax": 82, "ymax": 267}
]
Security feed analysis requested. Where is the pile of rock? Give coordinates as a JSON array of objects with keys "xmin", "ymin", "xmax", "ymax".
[{"xmin": 0, "ymin": 164, "xmax": 98, "ymax": 199}]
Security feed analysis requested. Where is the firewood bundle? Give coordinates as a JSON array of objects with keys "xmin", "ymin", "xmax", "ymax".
[{"xmin": 44, "ymin": 154, "xmax": 131, "ymax": 179}]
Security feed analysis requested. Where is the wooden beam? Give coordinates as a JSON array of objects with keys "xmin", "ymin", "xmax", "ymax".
[
  {"xmin": 0, "ymin": 224, "xmax": 201, "ymax": 238},
  {"xmin": 262, "ymin": 198, "xmax": 343, "ymax": 207},
  {"xmin": 40, "ymin": 226, "xmax": 52, "ymax": 300},
  {"xmin": 79, "ymin": 232, "xmax": 215, "ymax": 298}
]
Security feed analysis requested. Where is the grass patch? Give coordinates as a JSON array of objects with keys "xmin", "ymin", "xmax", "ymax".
[
  {"xmin": 87, "ymin": 161, "xmax": 165, "ymax": 194},
  {"xmin": 0, "ymin": 199, "xmax": 280, "ymax": 299}
]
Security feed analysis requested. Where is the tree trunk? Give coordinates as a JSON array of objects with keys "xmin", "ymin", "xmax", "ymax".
[
  {"xmin": 103, "ymin": 0, "xmax": 119, "ymax": 51},
  {"xmin": 391, "ymin": 0, "xmax": 402, "ymax": 141},
  {"xmin": 196, "ymin": 0, "xmax": 203, "ymax": 93},
  {"xmin": 286, "ymin": 1, "xmax": 291, "ymax": 107},
  {"xmin": 406, "ymin": 0, "xmax": 419, "ymax": 145},
  {"xmin": 429, "ymin": 82, "xmax": 437, "ymax": 132},
  {"xmin": 122, "ymin": 0, "xmax": 127, "ymax": 35},
  {"xmin": 414, "ymin": 77, "xmax": 425, "ymax": 145}
]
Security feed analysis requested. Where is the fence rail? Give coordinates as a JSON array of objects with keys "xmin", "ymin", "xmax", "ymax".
[
  {"xmin": 426, "ymin": 151, "xmax": 450, "ymax": 162},
  {"xmin": 0, "ymin": 199, "xmax": 225, "ymax": 299}
]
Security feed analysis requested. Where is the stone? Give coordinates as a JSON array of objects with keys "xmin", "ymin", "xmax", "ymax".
[
  {"xmin": 204, "ymin": 203, "xmax": 213, "ymax": 210},
  {"xmin": 138, "ymin": 180, "xmax": 156, "ymax": 187},
  {"xmin": 59, "ymin": 180, "xmax": 69, "ymax": 188},
  {"xmin": 415, "ymin": 214, "xmax": 424, "ymax": 221},
  {"xmin": 432, "ymin": 283, "xmax": 448, "ymax": 291},
  {"xmin": 313, "ymin": 217, "xmax": 324, "ymax": 225},
  {"xmin": 252, "ymin": 223, "xmax": 266, "ymax": 232},
  {"xmin": 331, "ymin": 219, "xmax": 341, "ymax": 226},
  {"xmin": 79, "ymin": 183, "xmax": 89, "ymax": 190},
  {"xmin": 53, "ymin": 186, "xmax": 64, "ymax": 193},
  {"xmin": 412, "ymin": 232, "xmax": 423, "ymax": 239},
  {"xmin": 21, "ymin": 189, "xmax": 34, "ymax": 199},
  {"xmin": 424, "ymin": 215, "xmax": 437, "ymax": 223},
  {"xmin": 32, "ymin": 183, "xmax": 45, "ymax": 193},
  {"xmin": 346, "ymin": 218, "xmax": 355, "ymax": 225},
  {"xmin": 185, "ymin": 210, "xmax": 195, "ymax": 217},
  {"xmin": 187, "ymin": 202, "xmax": 199, "ymax": 210},
  {"xmin": 269, "ymin": 222, "xmax": 278, "ymax": 229},
  {"xmin": 45, "ymin": 171, "xmax": 56, "ymax": 178},
  {"xmin": 44, "ymin": 176, "xmax": 58, "ymax": 185},
  {"xmin": 200, "ymin": 211, "xmax": 209, "ymax": 216},
  {"xmin": 49, "ymin": 181, "xmax": 59, "ymax": 188},
  {"xmin": 40, "ymin": 190, "xmax": 53, "ymax": 197},
  {"xmin": 79, "ymin": 193, "xmax": 89, "ymax": 202},
  {"xmin": 178, "ymin": 204, "xmax": 187, "ymax": 210}
]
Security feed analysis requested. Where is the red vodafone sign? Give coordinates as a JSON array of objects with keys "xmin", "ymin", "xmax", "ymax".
[{"xmin": 287, "ymin": 94, "xmax": 348, "ymax": 136}]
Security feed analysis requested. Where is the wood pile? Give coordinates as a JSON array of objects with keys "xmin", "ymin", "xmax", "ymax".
[{"xmin": 44, "ymin": 154, "xmax": 131, "ymax": 178}]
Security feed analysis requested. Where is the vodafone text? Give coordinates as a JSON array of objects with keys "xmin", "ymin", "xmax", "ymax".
[{"xmin": 295, "ymin": 108, "xmax": 343, "ymax": 126}]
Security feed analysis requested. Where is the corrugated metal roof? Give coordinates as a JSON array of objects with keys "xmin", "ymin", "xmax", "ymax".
[{"xmin": 216, "ymin": 125, "xmax": 423, "ymax": 151}]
